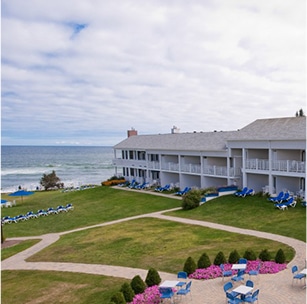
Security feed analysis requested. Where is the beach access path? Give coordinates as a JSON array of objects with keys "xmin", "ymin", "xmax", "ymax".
[{"xmin": 2, "ymin": 190, "xmax": 306, "ymax": 303}]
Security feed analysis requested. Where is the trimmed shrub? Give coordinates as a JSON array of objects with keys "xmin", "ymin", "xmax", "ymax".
[
  {"xmin": 197, "ymin": 253, "xmax": 211, "ymax": 269},
  {"xmin": 228, "ymin": 250, "xmax": 240, "ymax": 264},
  {"xmin": 145, "ymin": 268, "xmax": 161, "ymax": 287},
  {"xmin": 130, "ymin": 275, "xmax": 146, "ymax": 295},
  {"xmin": 214, "ymin": 251, "xmax": 227, "ymax": 265},
  {"xmin": 120, "ymin": 282, "xmax": 135, "ymax": 303},
  {"xmin": 243, "ymin": 250, "xmax": 257, "ymax": 261},
  {"xmin": 259, "ymin": 249, "xmax": 271, "ymax": 261},
  {"xmin": 275, "ymin": 249, "xmax": 286, "ymax": 264},
  {"xmin": 183, "ymin": 256, "xmax": 197, "ymax": 275},
  {"xmin": 110, "ymin": 292, "xmax": 126, "ymax": 304},
  {"xmin": 182, "ymin": 189, "xmax": 201, "ymax": 210}
]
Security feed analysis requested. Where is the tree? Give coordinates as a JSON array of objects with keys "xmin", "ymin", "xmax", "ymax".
[
  {"xmin": 183, "ymin": 256, "xmax": 196, "ymax": 275},
  {"xmin": 182, "ymin": 189, "xmax": 201, "ymax": 210},
  {"xmin": 295, "ymin": 108, "xmax": 305, "ymax": 117},
  {"xmin": 145, "ymin": 268, "xmax": 161, "ymax": 287},
  {"xmin": 40, "ymin": 170, "xmax": 64, "ymax": 190}
]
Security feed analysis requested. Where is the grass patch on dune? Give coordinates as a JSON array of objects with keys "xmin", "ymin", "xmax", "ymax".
[{"xmin": 27, "ymin": 217, "xmax": 295, "ymax": 274}]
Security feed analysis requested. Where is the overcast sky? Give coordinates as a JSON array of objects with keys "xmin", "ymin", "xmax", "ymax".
[{"xmin": 1, "ymin": 0, "xmax": 306, "ymax": 146}]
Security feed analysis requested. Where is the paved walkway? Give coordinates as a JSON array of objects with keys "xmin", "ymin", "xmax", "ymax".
[{"xmin": 2, "ymin": 208, "xmax": 306, "ymax": 303}]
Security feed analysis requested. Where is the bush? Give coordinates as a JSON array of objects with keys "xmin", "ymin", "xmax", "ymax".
[
  {"xmin": 130, "ymin": 275, "xmax": 146, "ymax": 295},
  {"xmin": 275, "ymin": 248, "xmax": 286, "ymax": 264},
  {"xmin": 145, "ymin": 268, "xmax": 161, "ymax": 287},
  {"xmin": 197, "ymin": 253, "xmax": 211, "ymax": 269},
  {"xmin": 259, "ymin": 249, "xmax": 271, "ymax": 261},
  {"xmin": 182, "ymin": 189, "xmax": 201, "ymax": 210},
  {"xmin": 213, "ymin": 251, "xmax": 227, "ymax": 265},
  {"xmin": 243, "ymin": 250, "xmax": 257, "ymax": 261},
  {"xmin": 228, "ymin": 250, "xmax": 240, "ymax": 264},
  {"xmin": 120, "ymin": 282, "xmax": 135, "ymax": 303},
  {"xmin": 183, "ymin": 256, "xmax": 197, "ymax": 275},
  {"xmin": 110, "ymin": 292, "xmax": 126, "ymax": 304}
]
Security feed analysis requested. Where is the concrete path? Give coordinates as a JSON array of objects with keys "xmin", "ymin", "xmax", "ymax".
[{"xmin": 2, "ymin": 208, "xmax": 306, "ymax": 303}]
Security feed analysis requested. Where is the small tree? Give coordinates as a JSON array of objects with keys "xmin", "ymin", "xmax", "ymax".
[
  {"xmin": 183, "ymin": 256, "xmax": 197, "ymax": 275},
  {"xmin": 182, "ymin": 189, "xmax": 201, "ymax": 210},
  {"xmin": 197, "ymin": 253, "xmax": 211, "ymax": 269},
  {"xmin": 120, "ymin": 282, "xmax": 135, "ymax": 303},
  {"xmin": 214, "ymin": 251, "xmax": 227, "ymax": 265},
  {"xmin": 110, "ymin": 292, "xmax": 126, "ymax": 304},
  {"xmin": 40, "ymin": 170, "xmax": 63, "ymax": 190},
  {"xmin": 145, "ymin": 268, "xmax": 161, "ymax": 287},
  {"xmin": 243, "ymin": 250, "xmax": 257, "ymax": 261},
  {"xmin": 228, "ymin": 250, "xmax": 240, "ymax": 264},
  {"xmin": 130, "ymin": 275, "xmax": 146, "ymax": 295},
  {"xmin": 259, "ymin": 249, "xmax": 271, "ymax": 261},
  {"xmin": 275, "ymin": 248, "xmax": 286, "ymax": 264}
]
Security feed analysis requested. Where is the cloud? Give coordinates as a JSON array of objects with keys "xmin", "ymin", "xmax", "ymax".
[{"xmin": 1, "ymin": 0, "xmax": 305, "ymax": 145}]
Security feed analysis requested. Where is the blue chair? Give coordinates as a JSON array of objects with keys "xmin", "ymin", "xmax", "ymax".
[
  {"xmin": 243, "ymin": 289, "xmax": 259, "ymax": 303},
  {"xmin": 238, "ymin": 258, "xmax": 247, "ymax": 264},
  {"xmin": 231, "ymin": 269, "xmax": 245, "ymax": 283},
  {"xmin": 176, "ymin": 271, "xmax": 188, "ymax": 288},
  {"xmin": 223, "ymin": 281, "xmax": 239, "ymax": 299},
  {"xmin": 159, "ymin": 287, "xmax": 174, "ymax": 301},
  {"xmin": 235, "ymin": 187, "xmax": 248, "ymax": 197},
  {"xmin": 249, "ymin": 263, "xmax": 261, "ymax": 278},
  {"xmin": 268, "ymin": 191, "xmax": 284, "ymax": 202},
  {"xmin": 176, "ymin": 281, "xmax": 192, "ymax": 300},
  {"xmin": 226, "ymin": 292, "xmax": 243, "ymax": 304},
  {"xmin": 292, "ymin": 266, "xmax": 306, "ymax": 285},
  {"xmin": 220, "ymin": 264, "xmax": 233, "ymax": 281},
  {"xmin": 241, "ymin": 280, "xmax": 254, "ymax": 300}
]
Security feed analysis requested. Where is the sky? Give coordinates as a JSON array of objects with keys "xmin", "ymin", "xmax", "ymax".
[{"xmin": 1, "ymin": 0, "xmax": 306, "ymax": 146}]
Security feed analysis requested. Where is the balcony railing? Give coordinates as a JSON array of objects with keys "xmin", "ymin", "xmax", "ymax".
[
  {"xmin": 161, "ymin": 162, "xmax": 179, "ymax": 172},
  {"xmin": 246, "ymin": 159, "xmax": 305, "ymax": 173},
  {"xmin": 147, "ymin": 161, "xmax": 160, "ymax": 170},
  {"xmin": 181, "ymin": 164, "xmax": 201, "ymax": 174}
]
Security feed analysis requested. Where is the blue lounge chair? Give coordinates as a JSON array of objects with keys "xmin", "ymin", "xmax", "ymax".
[
  {"xmin": 235, "ymin": 187, "xmax": 248, "ymax": 197},
  {"xmin": 25, "ymin": 211, "xmax": 38, "ymax": 219},
  {"xmin": 175, "ymin": 187, "xmax": 191, "ymax": 196},
  {"xmin": 268, "ymin": 191, "xmax": 284, "ymax": 202},
  {"xmin": 37, "ymin": 209, "xmax": 48, "ymax": 217},
  {"xmin": 2, "ymin": 216, "xmax": 17, "ymax": 224},
  {"xmin": 47, "ymin": 207, "xmax": 58, "ymax": 215},
  {"xmin": 155, "ymin": 184, "xmax": 170, "ymax": 192},
  {"xmin": 65, "ymin": 203, "xmax": 74, "ymax": 211},
  {"xmin": 274, "ymin": 197, "xmax": 296, "ymax": 210},
  {"xmin": 56, "ymin": 205, "xmax": 68, "ymax": 213}
]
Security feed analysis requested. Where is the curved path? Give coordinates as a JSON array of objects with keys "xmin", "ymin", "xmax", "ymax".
[{"xmin": 2, "ymin": 208, "xmax": 306, "ymax": 303}]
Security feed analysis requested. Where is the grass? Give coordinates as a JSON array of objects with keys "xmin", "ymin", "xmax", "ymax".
[
  {"xmin": 27, "ymin": 217, "xmax": 295, "ymax": 273},
  {"xmin": 1, "ymin": 187, "xmax": 306, "ymax": 303},
  {"xmin": 1, "ymin": 270, "xmax": 129, "ymax": 304}
]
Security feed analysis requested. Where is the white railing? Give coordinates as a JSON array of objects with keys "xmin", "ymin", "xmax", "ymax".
[
  {"xmin": 246, "ymin": 159, "xmax": 305, "ymax": 173},
  {"xmin": 147, "ymin": 161, "xmax": 160, "ymax": 170},
  {"xmin": 181, "ymin": 164, "xmax": 201, "ymax": 174},
  {"xmin": 161, "ymin": 162, "xmax": 179, "ymax": 172}
]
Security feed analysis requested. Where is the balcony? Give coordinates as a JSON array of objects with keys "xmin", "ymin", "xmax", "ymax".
[
  {"xmin": 246, "ymin": 159, "xmax": 305, "ymax": 173},
  {"xmin": 181, "ymin": 164, "xmax": 201, "ymax": 174},
  {"xmin": 203, "ymin": 165, "xmax": 240, "ymax": 177},
  {"xmin": 148, "ymin": 161, "xmax": 160, "ymax": 170},
  {"xmin": 161, "ymin": 162, "xmax": 179, "ymax": 172}
]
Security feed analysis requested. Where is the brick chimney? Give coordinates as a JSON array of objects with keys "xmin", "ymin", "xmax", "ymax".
[{"xmin": 127, "ymin": 128, "xmax": 138, "ymax": 137}]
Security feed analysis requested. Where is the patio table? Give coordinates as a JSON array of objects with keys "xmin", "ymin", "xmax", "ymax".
[
  {"xmin": 160, "ymin": 280, "xmax": 180, "ymax": 288},
  {"xmin": 232, "ymin": 285, "xmax": 253, "ymax": 295},
  {"xmin": 232, "ymin": 264, "xmax": 247, "ymax": 270}
]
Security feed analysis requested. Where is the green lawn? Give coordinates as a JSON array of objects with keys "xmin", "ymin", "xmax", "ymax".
[{"xmin": 1, "ymin": 187, "xmax": 306, "ymax": 303}]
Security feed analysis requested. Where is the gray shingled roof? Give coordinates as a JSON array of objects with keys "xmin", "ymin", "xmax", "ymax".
[{"xmin": 113, "ymin": 117, "xmax": 306, "ymax": 151}]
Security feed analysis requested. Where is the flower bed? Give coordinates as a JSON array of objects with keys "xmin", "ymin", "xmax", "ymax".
[
  {"xmin": 128, "ymin": 285, "xmax": 161, "ymax": 304},
  {"xmin": 189, "ymin": 260, "xmax": 287, "ymax": 280}
]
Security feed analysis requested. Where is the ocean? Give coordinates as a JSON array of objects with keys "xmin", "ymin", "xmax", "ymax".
[{"xmin": 1, "ymin": 146, "xmax": 116, "ymax": 193}]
